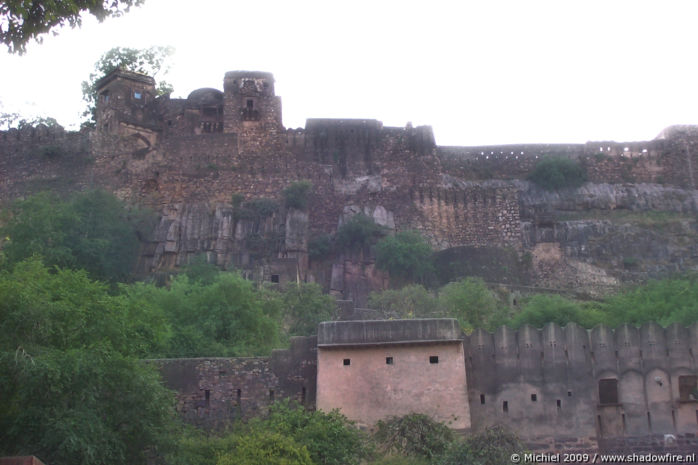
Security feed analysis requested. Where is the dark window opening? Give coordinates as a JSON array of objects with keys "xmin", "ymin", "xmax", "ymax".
[
  {"xmin": 301, "ymin": 386, "xmax": 306, "ymax": 404},
  {"xmin": 167, "ymin": 120, "xmax": 172, "ymax": 127},
  {"xmin": 343, "ymin": 358, "xmax": 350, "ymax": 366},
  {"xmin": 557, "ymin": 399, "xmax": 561, "ymax": 409},
  {"xmin": 622, "ymin": 413, "xmax": 626, "ymax": 432},
  {"xmin": 647, "ymin": 411, "xmax": 652, "ymax": 431},
  {"xmin": 386, "ymin": 356, "xmax": 393, "ymax": 365},
  {"xmin": 599, "ymin": 378, "xmax": 619, "ymax": 405},
  {"xmin": 269, "ymin": 390, "xmax": 274, "ymax": 401},
  {"xmin": 568, "ymin": 390, "xmax": 573, "ymax": 397},
  {"xmin": 480, "ymin": 394, "xmax": 486, "ymax": 405},
  {"xmin": 429, "ymin": 356, "xmax": 439, "ymax": 364},
  {"xmin": 679, "ymin": 375, "xmax": 697, "ymax": 401},
  {"xmin": 247, "ymin": 99, "xmax": 254, "ymax": 109},
  {"xmin": 503, "ymin": 401, "xmax": 508, "ymax": 413},
  {"xmin": 271, "ymin": 274, "xmax": 280, "ymax": 283},
  {"xmin": 100, "ymin": 91, "xmax": 109, "ymax": 103},
  {"xmin": 219, "ymin": 370, "xmax": 226, "ymax": 375},
  {"xmin": 236, "ymin": 389, "xmax": 242, "ymax": 406},
  {"xmin": 531, "ymin": 394, "xmax": 537, "ymax": 402},
  {"xmin": 205, "ymin": 389, "xmax": 210, "ymax": 407},
  {"xmin": 597, "ymin": 415, "xmax": 603, "ymax": 436}
]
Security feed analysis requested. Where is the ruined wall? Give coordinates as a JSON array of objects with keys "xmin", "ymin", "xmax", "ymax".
[
  {"xmin": 152, "ymin": 336, "xmax": 316, "ymax": 430},
  {"xmin": 465, "ymin": 322, "xmax": 698, "ymax": 454},
  {"xmin": 439, "ymin": 134, "xmax": 697, "ymax": 189}
]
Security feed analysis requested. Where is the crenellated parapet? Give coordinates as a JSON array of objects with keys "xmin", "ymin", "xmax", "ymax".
[{"xmin": 465, "ymin": 322, "xmax": 698, "ymax": 452}]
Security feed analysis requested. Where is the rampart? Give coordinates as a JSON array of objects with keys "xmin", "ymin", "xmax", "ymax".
[{"xmin": 155, "ymin": 320, "xmax": 698, "ymax": 456}]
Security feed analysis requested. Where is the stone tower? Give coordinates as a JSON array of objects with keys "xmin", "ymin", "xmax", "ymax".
[
  {"xmin": 94, "ymin": 69, "xmax": 157, "ymax": 134},
  {"xmin": 222, "ymin": 71, "xmax": 282, "ymax": 135}
]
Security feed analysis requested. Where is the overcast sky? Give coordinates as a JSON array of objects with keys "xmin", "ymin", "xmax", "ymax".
[{"xmin": 1, "ymin": 0, "xmax": 698, "ymax": 145}]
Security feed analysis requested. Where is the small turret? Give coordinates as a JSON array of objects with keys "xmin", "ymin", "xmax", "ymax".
[
  {"xmin": 95, "ymin": 69, "xmax": 157, "ymax": 133},
  {"xmin": 222, "ymin": 71, "xmax": 282, "ymax": 134}
]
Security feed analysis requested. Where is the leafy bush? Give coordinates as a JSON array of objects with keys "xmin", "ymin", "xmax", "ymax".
[
  {"xmin": 260, "ymin": 400, "xmax": 369, "ymax": 465},
  {"xmin": 308, "ymin": 233, "xmax": 332, "ymax": 259},
  {"xmin": 368, "ymin": 285, "xmax": 440, "ymax": 319},
  {"xmin": 0, "ymin": 190, "xmax": 150, "ymax": 282},
  {"xmin": 283, "ymin": 180, "xmax": 313, "ymax": 210},
  {"xmin": 283, "ymin": 283, "xmax": 336, "ymax": 336},
  {"xmin": 598, "ymin": 275, "xmax": 698, "ymax": 327},
  {"xmin": 217, "ymin": 431, "xmax": 313, "ymax": 465},
  {"xmin": 335, "ymin": 213, "xmax": 386, "ymax": 250},
  {"xmin": 236, "ymin": 198, "xmax": 279, "ymax": 220},
  {"xmin": 374, "ymin": 414, "xmax": 454, "ymax": 459},
  {"xmin": 0, "ymin": 259, "xmax": 177, "ymax": 465},
  {"xmin": 375, "ymin": 231, "xmax": 434, "ymax": 283},
  {"xmin": 510, "ymin": 294, "xmax": 604, "ymax": 329},
  {"xmin": 527, "ymin": 157, "xmax": 586, "ymax": 190},
  {"xmin": 439, "ymin": 425, "xmax": 525, "ymax": 465},
  {"xmin": 438, "ymin": 277, "xmax": 509, "ymax": 332}
]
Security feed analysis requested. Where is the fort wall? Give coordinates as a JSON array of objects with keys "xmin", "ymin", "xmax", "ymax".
[{"xmin": 154, "ymin": 320, "xmax": 698, "ymax": 455}]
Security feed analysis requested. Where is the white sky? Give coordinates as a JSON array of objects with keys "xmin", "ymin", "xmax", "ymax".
[{"xmin": 1, "ymin": 0, "xmax": 698, "ymax": 145}]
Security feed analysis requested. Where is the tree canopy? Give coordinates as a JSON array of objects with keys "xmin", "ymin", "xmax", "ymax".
[
  {"xmin": 0, "ymin": 0, "xmax": 144, "ymax": 54},
  {"xmin": 82, "ymin": 46, "xmax": 174, "ymax": 124},
  {"xmin": 0, "ymin": 190, "xmax": 152, "ymax": 282},
  {"xmin": 0, "ymin": 258, "xmax": 176, "ymax": 465}
]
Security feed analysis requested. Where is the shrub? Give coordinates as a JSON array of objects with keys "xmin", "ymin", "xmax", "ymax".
[
  {"xmin": 216, "ymin": 432, "xmax": 313, "ymax": 465},
  {"xmin": 368, "ymin": 285, "xmax": 440, "ymax": 319},
  {"xmin": 335, "ymin": 213, "xmax": 385, "ymax": 250},
  {"xmin": 509, "ymin": 294, "xmax": 604, "ymax": 329},
  {"xmin": 374, "ymin": 414, "xmax": 454, "ymax": 459},
  {"xmin": 439, "ymin": 425, "xmax": 525, "ymax": 465},
  {"xmin": 236, "ymin": 198, "xmax": 279, "ymax": 220},
  {"xmin": 283, "ymin": 180, "xmax": 313, "ymax": 210},
  {"xmin": 261, "ymin": 400, "xmax": 369, "ymax": 465},
  {"xmin": 438, "ymin": 277, "xmax": 509, "ymax": 332},
  {"xmin": 527, "ymin": 157, "xmax": 586, "ymax": 190},
  {"xmin": 375, "ymin": 230, "xmax": 434, "ymax": 283},
  {"xmin": 308, "ymin": 233, "xmax": 332, "ymax": 259}
]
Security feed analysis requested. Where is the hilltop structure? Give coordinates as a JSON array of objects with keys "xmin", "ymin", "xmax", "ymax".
[
  {"xmin": 2, "ymin": 69, "xmax": 698, "ymax": 457},
  {"xmin": 1, "ymin": 69, "xmax": 697, "ymax": 302}
]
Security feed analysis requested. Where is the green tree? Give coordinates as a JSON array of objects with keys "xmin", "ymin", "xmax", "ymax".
[
  {"xmin": 598, "ymin": 276, "xmax": 698, "ymax": 327},
  {"xmin": 368, "ymin": 284, "xmax": 440, "ymax": 319},
  {"xmin": 82, "ymin": 46, "xmax": 174, "ymax": 124},
  {"xmin": 510, "ymin": 294, "xmax": 603, "ymax": 329},
  {"xmin": 527, "ymin": 157, "xmax": 586, "ymax": 190},
  {"xmin": 283, "ymin": 180, "xmax": 313, "ymax": 210},
  {"xmin": 216, "ymin": 432, "xmax": 313, "ymax": 465},
  {"xmin": 374, "ymin": 414, "xmax": 454, "ymax": 460},
  {"xmin": 0, "ymin": 1, "xmax": 144, "ymax": 54},
  {"xmin": 375, "ymin": 231, "xmax": 434, "ymax": 284},
  {"xmin": 282, "ymin": 283, "xmax": 336, "ymax": 336},
  {"xmin": 1, "ymin": 190, "xmax": 150, "ymax": 282},
  {"xmin": 129, "ymin": 272, "xmax": 282, "ymax": 357},
  {"xmin": 335, "ymin": 213, "xmax": 385, "ymax": 250},
  {"xmin": 439, "ymin": 425, "xmax": 525, "ymax": 465},
  {"xmin": 260, "ymin": 400, "xmax": 369, "ymax": 465},
  {"xmin": 438, "ymin": 277, "xmax": 508, "ymax": 332},
  {"xmin": 0, "ymin": 258, "xmax": 177, "ymax": 465}
]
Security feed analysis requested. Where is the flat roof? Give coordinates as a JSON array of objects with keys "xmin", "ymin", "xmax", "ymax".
[{"xmin": 317, "ymin": 319, "xmax": 462, "ymax": 347}]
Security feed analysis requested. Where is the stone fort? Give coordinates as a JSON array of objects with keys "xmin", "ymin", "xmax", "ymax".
[{"xmin": 2, "ymin": 69, "xmax": 698, "ymax": 456}]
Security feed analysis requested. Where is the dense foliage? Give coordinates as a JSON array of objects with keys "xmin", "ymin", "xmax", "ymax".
[
  {"xmin": 283, "ymin": 180, "xmax": 313, "ymax": 210},
  {"xmin": 0, "ymin": 259, "xmax": 177, "ymax": 465},
  {"xmin": 528, "ymin": 157, "xmax": 587, "ymax": 190},
  {"xmin": 335, "ymin": 213, "xmax": 386, "ymax": 250},
  {"xmin": 368, "ymin": 284, "xmax": 440, "ymax": 319},
  {"xmin": 282, "ymin": 283, "xmax": 336, "ymax": 336},
  {"xmin": 374, "ymin": 414, "xmax": 454, "ymax": 460},
  {"xmin": 0, "ymin": 190, "xmax": 151, "ymax": 282},
  {"xmin": 375, "ymin": 231, "xmax": 434, "ymax": 284},
  {"xmin": 173, "ymin": 401, "xmax": 368, "ymax": 465},
  {"xmin": 438, "ymin": 277, "xmax": 510, "ymax": 332},
  {"xmin": 438, "ymin": 425, "xmax": 525, "ymax": 465},
  {"xmin": 1, "ymin": 0, "xmax": 144, "ymax": 53}
]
